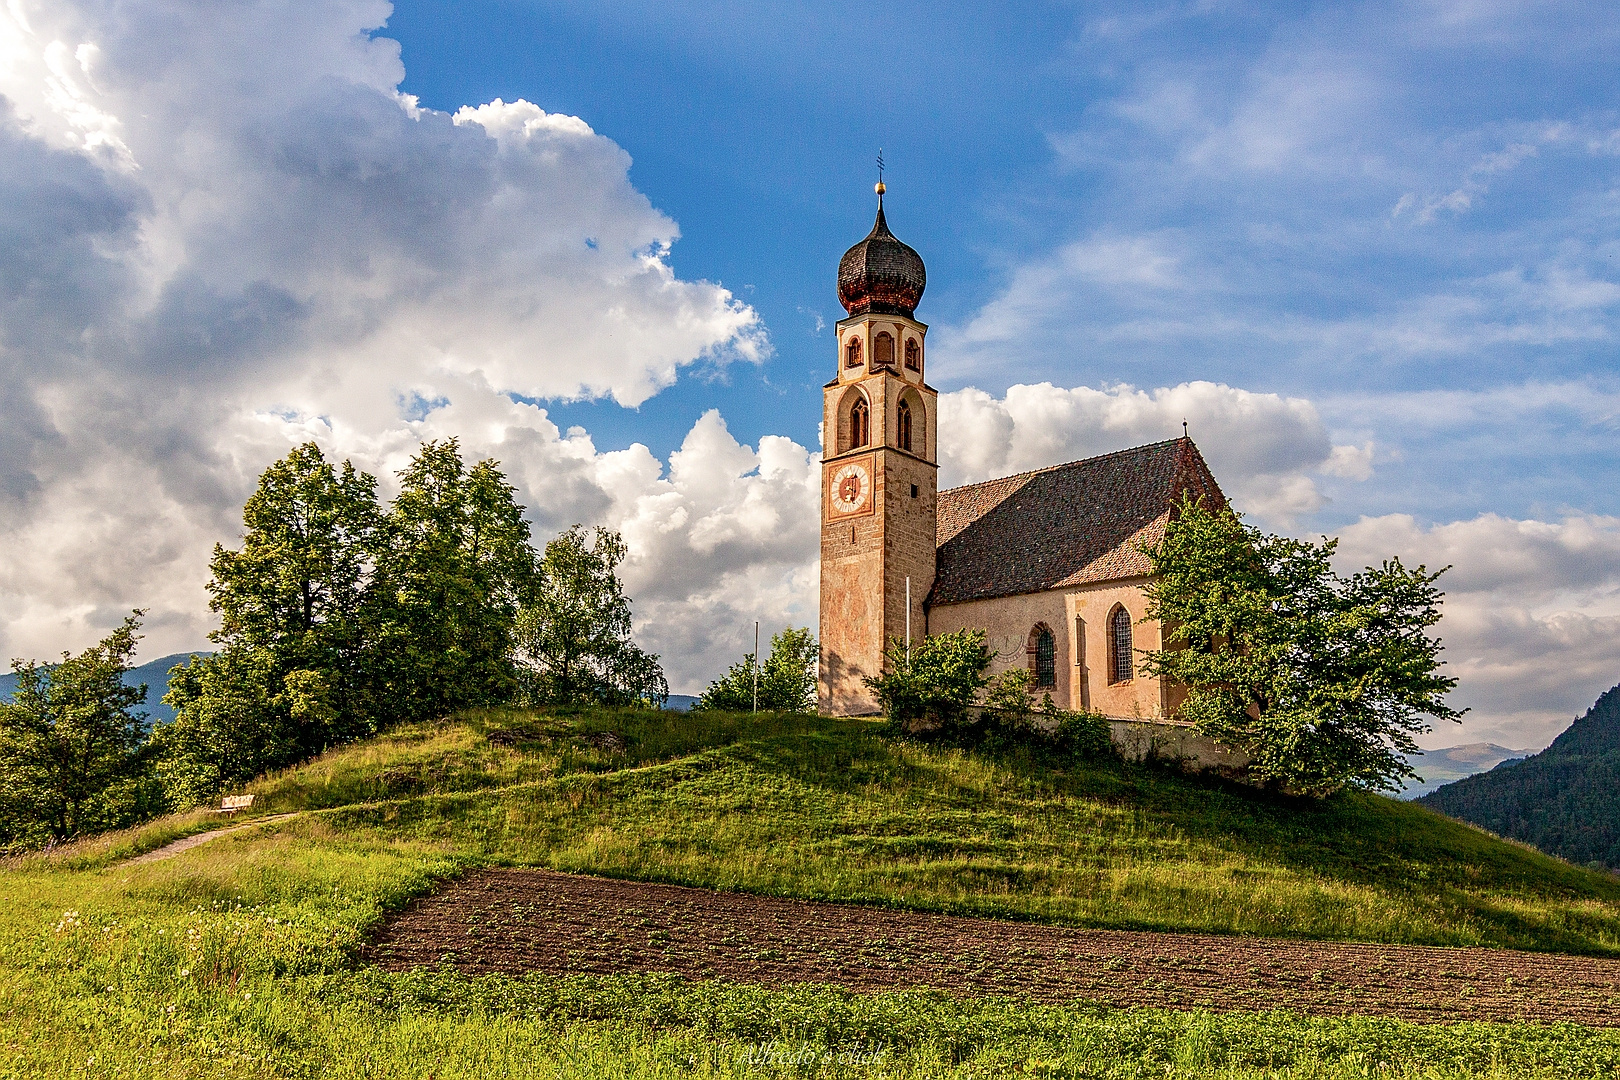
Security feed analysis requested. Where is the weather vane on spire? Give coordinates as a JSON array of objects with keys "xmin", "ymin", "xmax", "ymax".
[{"xmin": 876, "ymin": 148, "xmax": 886, "ymax": 198}]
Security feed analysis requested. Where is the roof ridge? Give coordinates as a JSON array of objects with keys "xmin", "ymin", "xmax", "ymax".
[{"xmin": 939, "ymin": 437, "xmax": 1188, "ymax": 497}]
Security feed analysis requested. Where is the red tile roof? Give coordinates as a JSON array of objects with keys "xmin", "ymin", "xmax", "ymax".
[{"xmin": 930, "ymin": 438, "xmax": 1226, "ymax": 606}]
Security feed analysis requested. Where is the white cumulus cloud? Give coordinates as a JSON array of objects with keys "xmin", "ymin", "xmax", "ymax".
[
  {"xmin": 937, "ymin": 379, "xmax": 1367, "ymax": 526},
  {"xmin": 0, "ymin": 0, "xmax": 772, "ymax": 681},
  {"xmin": 1334, "ymin": 512, "xmax": 1620, "ymax": 749}
]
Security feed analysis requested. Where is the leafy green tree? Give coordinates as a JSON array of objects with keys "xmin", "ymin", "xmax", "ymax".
[
  {"xmin": 514, "ymin": 526, "xmax": 668, "ymax": 707},
  {"xmin": 1140, "ymin": 497, "xmax": 1463, "ymax": 796},
  {"xmin": 374, "ymin": 440, "xmax": 540, "ymax": 722},
  {"xmin": 864, "ymin": 628, "xmax": 991, "ymax": 727},
  {"xmin": 0, "ymin": 613, "xmax": 154, "ymax": 843},
  {"xmin": 203, "ymin": 441, "xmax": 381, "ymax": 751},
  {"xmin": 697, "ymin": 627, "xmax": 819, "ymax": 712},
  {"xmin": 151, "ymin": 648, "xmax": 296, "ymax": 806},
  {"xmin": 160, "ymin": 442, "xmax": 382, "ymax": 806}
]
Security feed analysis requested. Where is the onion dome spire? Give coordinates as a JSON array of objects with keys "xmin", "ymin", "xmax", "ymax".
[{"xmin": 838, "ymin": 183, "xmax": 926, "ymax": 319}]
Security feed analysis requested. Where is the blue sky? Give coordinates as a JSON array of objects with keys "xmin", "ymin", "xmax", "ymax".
[
  {"xmin": 390, "ymin": 0, "xmax": 1620, "ymax": 530},
  {"xmin": 1, "ymin": 0, "xmax": 1617, "ymax": 747}
]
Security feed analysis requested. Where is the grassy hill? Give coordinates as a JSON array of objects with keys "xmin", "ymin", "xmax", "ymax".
[
  {"xmin": 5, "ymin": 708, "xmax": 1620, "ymax": 1078},
  {"xmin": 1421, "ymin": 683, "xmax": 1620, "ymax": 870}
]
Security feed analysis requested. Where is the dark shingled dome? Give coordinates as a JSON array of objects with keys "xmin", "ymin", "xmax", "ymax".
[{"xmin": 838, "ymin": 202, "xmax": 926, "ymax": 318}]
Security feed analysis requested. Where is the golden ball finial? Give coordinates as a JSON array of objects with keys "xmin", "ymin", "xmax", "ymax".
[{"xmin": 875, "ymin": 180, "xmax": 886, "ymax": 196}]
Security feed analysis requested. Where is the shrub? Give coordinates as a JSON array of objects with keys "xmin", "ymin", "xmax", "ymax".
[
  {"xmin": 697, "ymin": 628, "xmax": 818, "ymax": 712},
  {"xmin": 863, "ymin": 629, "xmax": 991, "ymax": 730}
]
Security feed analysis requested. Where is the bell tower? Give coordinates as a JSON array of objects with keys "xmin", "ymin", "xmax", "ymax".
[{"xmin": 818, "ymin": 184, "xmax": 938, "ymax": 715}]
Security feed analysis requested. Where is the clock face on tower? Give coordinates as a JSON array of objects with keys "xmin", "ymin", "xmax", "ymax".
[{"xmin": 828, "ymin": 457, "xmax": 874, "ymax": 518}]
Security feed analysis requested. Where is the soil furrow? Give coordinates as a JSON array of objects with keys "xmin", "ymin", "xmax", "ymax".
[{"xmin": 368, "ymin": 869, "xmax": 1620, "ymax": 1026}]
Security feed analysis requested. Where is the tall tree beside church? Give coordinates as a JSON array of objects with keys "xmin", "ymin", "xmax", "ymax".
[
  {"xmin": 0, "ymin": 613, "xmax": 154, "ymax": 843},
  {"xmin": 1140, "ymin": 497, "xmax": 1463, "ymax": 796},
  {"xmin": 373, "ymin": 440, "xmax": 540, "ymax": 722}
]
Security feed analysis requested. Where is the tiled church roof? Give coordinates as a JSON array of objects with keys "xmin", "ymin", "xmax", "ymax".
[{"xmin": 930, "ymin": 437, "xmax": 1226, "ymax": 606}]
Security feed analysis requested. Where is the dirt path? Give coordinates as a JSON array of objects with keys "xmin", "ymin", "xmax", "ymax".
[
  {"xmin": 127, "ymin": 813, "xmax": 301, "ymax": 865},
  {"xmin": 369, "ymin": 868, "xmax": 1620, "ymax": 1026}
]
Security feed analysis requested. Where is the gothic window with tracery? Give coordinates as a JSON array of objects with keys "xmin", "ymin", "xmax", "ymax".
[
  {"xmin": 845, "ymin": 337, "xmax": 862, "ymax": 367},
  {"xmin": 897, "ymin": 399, "xmax": 912, "ymax": 451},
  {"xmin": 904, "ymin": 338, "xmax": 920, "ymax": 370},
  {"xmin": 850, "ymin": 397, "xmax": 869, "ymax": 448},
  {"xmin": 874, "ymin": 332, "xmax": 894, "ymax": 367},
  {"xmin": 1033, "ymin": 627, "xmax": 1056, "ymax": 688},
  {"xmin": 1109, "ymin": 605, "xmax": 1134, "ymax": 684}
]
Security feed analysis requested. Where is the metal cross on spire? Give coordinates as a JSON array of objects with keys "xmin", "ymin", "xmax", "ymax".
[{"xmin": 875, "ymin": 148, "xmax": 886, "ymax": 198}]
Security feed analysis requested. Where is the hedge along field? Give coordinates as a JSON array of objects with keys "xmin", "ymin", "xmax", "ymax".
[{"xmin": 5, "ymin": 707, "xmax": 1620, "ymax": 1077}]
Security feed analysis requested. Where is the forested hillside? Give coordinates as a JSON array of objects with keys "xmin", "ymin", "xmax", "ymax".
[{"xmin": 1420, "ymin": 683, "xmax": 1620, "ymax": 869}]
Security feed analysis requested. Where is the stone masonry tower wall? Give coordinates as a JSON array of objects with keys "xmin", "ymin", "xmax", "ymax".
[{"xmin": 818, "ymin": 193, "xmax": 937, "ymax": 715}]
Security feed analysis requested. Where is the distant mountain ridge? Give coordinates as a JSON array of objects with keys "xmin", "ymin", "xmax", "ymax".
[
  {"xmin": 1419, "ymin": 682, "xmax": 1620, "ymax": 870},
  {"xmin": 0, "ymin": 652, "xmax": 207, "ymax": 727},
  {"xmin": 1400, "ymin": 742, "xmax": 1533, "ymax": 799}
]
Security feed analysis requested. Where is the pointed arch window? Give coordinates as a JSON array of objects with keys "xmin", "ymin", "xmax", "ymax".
[
  {"xmin": 897, "ymin": 399, "xmax": 913, "ymax": 451},
  {"xmin": 904, "ymin": 338, "xmax": 920, "ymax": 371},
  {"xmin": 874, "ymin": 332, "xmax": 894, "ymax": 367},
  {"xmin": 1032, "ymin": 627, "xmax": 1056, "ymax": 688},
  {"xmin": 845, "ymin": 338, "xmax": 862, "ymax": 368},
  {"xmin": 1109, "ymin": 606, "xmax": 1134, "ymax": 684},
  {"xmin": 850, "ymin": 398, "xmax": 870, "ymax": 448}
]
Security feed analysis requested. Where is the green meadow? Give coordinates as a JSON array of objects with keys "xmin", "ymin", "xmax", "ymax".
[{"xmin": 6, "ymin": 708, "xmax": 1620, "ymax": 1078}]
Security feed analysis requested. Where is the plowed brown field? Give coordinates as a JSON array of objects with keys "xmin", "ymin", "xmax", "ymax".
[{"xmin": 368, "ymin": 869, "xmax": 1620, "ymax": 1026}]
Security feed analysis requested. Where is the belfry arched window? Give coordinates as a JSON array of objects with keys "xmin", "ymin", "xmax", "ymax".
[
  {"xmin": 850, "ymin": 397, "xmax": 869, "ymax": 448},
  {"xmin": 874, "ymin": 332, "xmax": 894, "ymax": 367},
  {"xmin": 845, "ymin": 337, "xmax": 862, "ymax": 368},
  {"xmin": 904, "ymin": 338, "xmax": 920, "ymax": 371},
  {"xmin": 1109, "ymin": 606, "xmax": 1134, "ymax": 684},
  {"xmin": 1032, "ymin": 627, "xmax": 1056, "ymax": 688},
  {"xmin": 896, "ymin": 399, "xmax": 912, "ymax": 451}
]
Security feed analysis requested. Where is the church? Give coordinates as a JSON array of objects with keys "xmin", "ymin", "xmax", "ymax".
[{"xmin": 818, "ymin": 187, "xmax": 1228, "ymax": 720}]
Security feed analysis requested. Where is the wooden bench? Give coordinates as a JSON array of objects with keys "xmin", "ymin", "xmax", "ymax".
[{"xmin": 217, "ymin": 794, "xmax": 256, "ymax": 815}]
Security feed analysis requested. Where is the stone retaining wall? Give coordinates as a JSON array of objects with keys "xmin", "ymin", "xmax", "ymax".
[
  {"xmin": 909, "ymin": 706, "xmax": 1251, "ymax": 780},
  {"xmin": 1105, "ymin": 717, "xmax": 1250, "ymax": 777}
]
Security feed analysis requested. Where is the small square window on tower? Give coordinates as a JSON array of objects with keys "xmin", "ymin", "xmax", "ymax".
[{"xmin": 910, "ymin": 484, "xmax": 919, "ymax": 498}]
